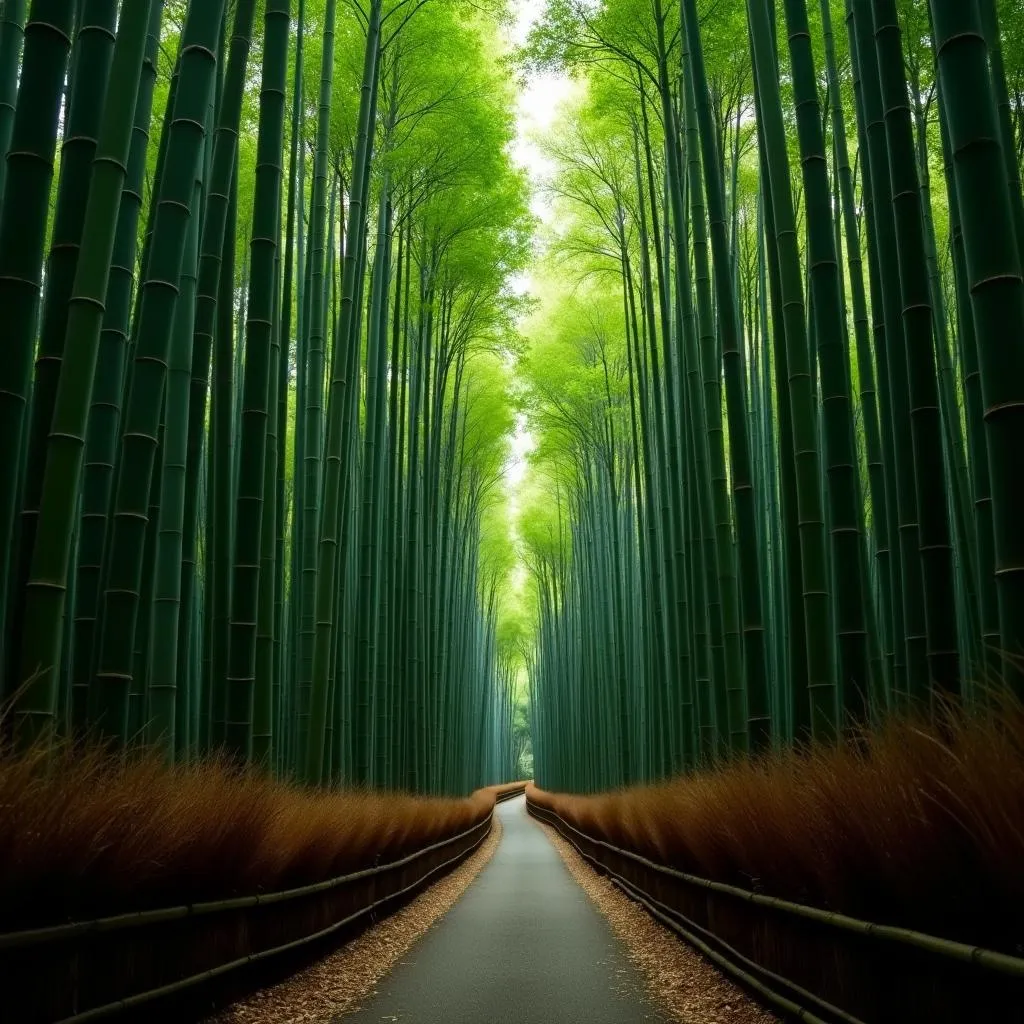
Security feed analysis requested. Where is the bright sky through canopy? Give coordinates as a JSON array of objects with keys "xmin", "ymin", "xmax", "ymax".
[
  {"xmin": 509, "ymin": 0, "xmax": 575, "ymax": 233},
  {"xmin": 503, "ymin": 1, "xmax": 571, "ymax": 492}
]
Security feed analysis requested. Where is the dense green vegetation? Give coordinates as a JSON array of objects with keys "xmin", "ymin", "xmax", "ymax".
[
  {"xmin": 9, "ymin": 8, "xmax": 1024, "ymax": 1021},
  {"xmin": 3, "ymin": 0, "xmax": 1024, "ymax": 806},
  {"xmin": 0, "ymin": 0, "xmax": 527, "ymax": 794},
  {"xmin": 520, "ymin": 0, "xmax": 1024, "ymax": 792}
]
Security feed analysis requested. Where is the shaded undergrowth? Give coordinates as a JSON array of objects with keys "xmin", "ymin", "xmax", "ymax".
[
  {"xmin": 529, "ymin": 700, "xmax": 1024, "ymax": 955},
  {"xmin": 0, "ymin": 739, "xmax": 524, "ymax": 932}
]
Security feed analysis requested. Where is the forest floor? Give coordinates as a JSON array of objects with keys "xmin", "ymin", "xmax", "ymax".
[
  {"xmin": 219, "ymin": 796, "xmax": 771, "ymax": 1024},
  {"xmin": 338, "ymin": 794, "xmax": 660, "ymax": 1024},
  {"xmin": 537, "ymin": 814, "xmax": 776, "ymax": 1024},
  {"xmin": 210, "ymin": 803, "xmax": 507, "ymax": 1024},
  {"xmin": 528, "ymin": 700, "xmax": 1024, "ymax": 954}
]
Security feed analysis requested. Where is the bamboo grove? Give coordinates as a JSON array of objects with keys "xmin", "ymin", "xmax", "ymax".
[
  {"xmin": 522, "ymin": 0, "xmax": 1024, "ymax": 793},
  {"xmin": 0, "ymin": 0, "xmax": 529, "ymax": 794}
]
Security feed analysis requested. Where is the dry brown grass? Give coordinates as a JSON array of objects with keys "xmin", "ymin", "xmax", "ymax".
[
  {"xmin": 0, "ymin": 742, "xmax": 522, "ymax": 933},
  {"xmin": 211, "ymin": 809, "xmax": 509, "ymax": 1023},
  {"xmin": 529, "ymin": 699, "xmax": 1024, "ymax": 954}
]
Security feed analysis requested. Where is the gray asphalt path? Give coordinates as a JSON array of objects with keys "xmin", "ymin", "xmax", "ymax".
[{"xmin": 340, "ymin": 794, "xmax": 661, "ymax": 1024}]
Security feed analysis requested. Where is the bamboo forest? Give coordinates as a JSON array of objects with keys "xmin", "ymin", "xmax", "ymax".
[{"xmin": 2, "ymin": 0, "xmax": 1024, "ymax": 1021}]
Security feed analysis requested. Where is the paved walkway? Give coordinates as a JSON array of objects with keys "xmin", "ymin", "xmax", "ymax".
[{"xmin": 340, "ymin": 795, "xmax": 660, "ymax": 1023}]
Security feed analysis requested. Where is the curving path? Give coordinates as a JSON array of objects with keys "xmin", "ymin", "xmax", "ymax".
[{"xmin": 340, "ymin": 794, "xmax": 662, "ymax": 1023}]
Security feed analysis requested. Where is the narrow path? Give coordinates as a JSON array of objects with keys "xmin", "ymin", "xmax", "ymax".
[{"xmin": 340, "ymin": 795, "xmax": 662, "ymax": 1023}]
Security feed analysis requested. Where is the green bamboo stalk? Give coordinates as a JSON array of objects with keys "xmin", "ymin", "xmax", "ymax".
[
  {"xmin": 848, "ymin": 0, "xmax": 928, "ymax": 705},
  {"xmin": 682, "ymin": 0, "xmax": 771, "ymax": 752},
  {"xmin": 930, "ymin": 0, "xmax": 1024, "ymax": 687},
  {"xmin": 146, "ymin": 165, "xmax": 202, "ymax": 756},
  {"xmin": 748, "ymin": 0, "xmax": 837, "ymax": 740},
  {"xmin": 869, "ymin": 0, "xmax": 960, "ymax": 697},
  {"xmin": 298, "ymin": 0, "xmax": 339, "ymax": 777},
  {"xmin": 0, "ymin": 0, "xmax": 77, "ymax": 678},
  {"xmin": 14, "ymin": 2, "xmax": 119, "ymax": 682},
  {"xmin": 819, "ymin": 0, "xmax": 893, "ymax": 706},
  {"xmin": 13, "ymin": 0, "xmax": 158, "ymax": 747},
  {"xmin": 781, "ymin": 0, "xmax": 872, "ymax": 726},
  {"xmin": 305, "ymin": 0, "xmax": 380, "ymax": 784},
  {"xmin": 0, "ymin": 0, "xmax": 27, "ymax": 204},
  {"xmin": 72, "ymin": 0, "xmax": 163, "ymax": 730},
  {"xmin": 225, "ymin": 0, "xmax": 291, "ymax": 762},
  {"xmin": 90, "ymin": 0, "xmax": 229, "ymax": 747}
]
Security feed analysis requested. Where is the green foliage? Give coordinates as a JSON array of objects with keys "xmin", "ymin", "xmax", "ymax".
[
  {"xmin": 521, "ymin": 0, "xmax": 1024, "ymax": 793},
  {"xmin": 0, "ymin": 0, "xmax": 528, "ymax": 794},
  {"xmin": 4, "ymin": 0, "xmax": 1024, "ymax": 800}
]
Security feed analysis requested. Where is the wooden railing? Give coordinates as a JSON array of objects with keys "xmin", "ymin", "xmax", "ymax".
[
  {"xmin": 527, "ymin": 794, "xmax": 1024, "ymax": 1024},
  {"xmin": 2, "ymin": 784, "xmax": 528, "ymax": 1023}
]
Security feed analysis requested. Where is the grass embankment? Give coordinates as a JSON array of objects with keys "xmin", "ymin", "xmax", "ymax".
[
  {"xmin": 0, "ymin": 742, "xmax": 526, "ymax": 933},
  {"xmin": 529, "ymin": 702, "xmax": 1024, "ymax": 954}
]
